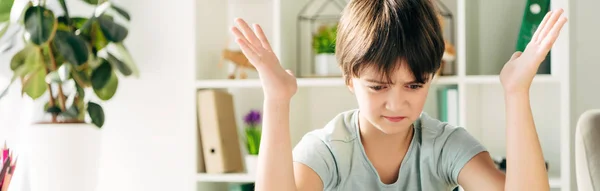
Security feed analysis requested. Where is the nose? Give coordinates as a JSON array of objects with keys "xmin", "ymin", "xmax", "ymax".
[{"xmin": 385, "ymin": 87, "xmax": 407, "ymax": 112}]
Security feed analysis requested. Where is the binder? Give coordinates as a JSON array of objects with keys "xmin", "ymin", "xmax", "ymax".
[
  {"xmin": 516, "ymin": 0, "xmax": 551, "ymax": 74},
  {"xmin": 438, "ymin": 86, "xmax": 458, "ymax": 126},
  {"xmin": 197, "ymin": 89, "xmax": 244, "ymax": 174}
]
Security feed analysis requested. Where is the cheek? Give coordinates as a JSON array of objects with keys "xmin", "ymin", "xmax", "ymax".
[
  {"xmin": 409, "ymin": 88, "xmax": 430, "ymax": 113},
  {"xmin": 353, "ymin": 86, "xmax": 385, "ymax": 112}
]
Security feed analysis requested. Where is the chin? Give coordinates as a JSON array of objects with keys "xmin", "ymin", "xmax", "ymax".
[{"xmin": 372, "ymin": 118, "xmax": 413, "ymax": 135}]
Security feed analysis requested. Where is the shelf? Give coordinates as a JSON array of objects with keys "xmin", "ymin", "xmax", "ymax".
[
  {"xmin": 464, "ymin": 75, "xmax": 559, "ymax": 84},
  {"xmin": 197, "ymin": 173, "xmax": 562, "ymax": 188},
  {"xmin": 549, "ymin": 177, "xmax": 561, "ymax": 188},
  {"xmin": 197, "ymin": 173, "xmax": 255, "ymax": 183},
  {"xmin": 196, "ymin": 76, "xmax": 460, "ymax": 89},
  {"xmin": 195, "ymin": 75, "xmax": 558, "ymax": 89}
]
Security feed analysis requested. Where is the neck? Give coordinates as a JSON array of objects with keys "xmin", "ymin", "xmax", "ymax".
[{"xmin": 358, "ymin": 113, "xmax": 414, "ymax": 152}]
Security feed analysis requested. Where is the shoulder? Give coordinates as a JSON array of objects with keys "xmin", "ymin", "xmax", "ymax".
[
  {"xmin": 292, "ymin": 109, "xmax": 359, "ymax": 189},
  {"xmin": 416, "ymin": 113, "xmax": 487, "ymax": 185},
  {"xmin": 417, "ymin": 112, "xmax": 469, "ymax": 143},
  {"xmin": 302, "ymin": 109, "xmax": 360, "ymax": 144}
]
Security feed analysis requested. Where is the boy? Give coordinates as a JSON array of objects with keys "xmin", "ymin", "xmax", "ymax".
[{"xmin": 230, "ymin": 0, "xmax": 567, "ymax": 190}]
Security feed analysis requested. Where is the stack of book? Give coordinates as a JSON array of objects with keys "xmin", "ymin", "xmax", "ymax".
[{"xmin": 0, "ymin": 142, "xmax": 17, "ymax": 191}]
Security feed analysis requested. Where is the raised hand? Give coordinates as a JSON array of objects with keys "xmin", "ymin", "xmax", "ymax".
[
  {"xmin": 500, "ymin": 9, "xmax": 568, "ymax": 94},
  {"xmin": 231, "ymin": 18, "xmax": 298, "ymax": 101}
]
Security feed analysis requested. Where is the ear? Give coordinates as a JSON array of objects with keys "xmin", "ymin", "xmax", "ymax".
[{"xmin": 347, "ymin": 78, "xmax": 355, "ymax": 93}]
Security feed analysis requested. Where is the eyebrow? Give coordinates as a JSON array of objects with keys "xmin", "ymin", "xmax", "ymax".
[{"xmin": 365, "ymin": 78, "xmax": 420, "ymax": 85}]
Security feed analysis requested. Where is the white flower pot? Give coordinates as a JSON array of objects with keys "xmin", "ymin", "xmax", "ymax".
[
  {"xmin": 245, "ymin": 155, "xmax": 258, "ymax": 175},
  {"xmin": 26, "ymin": 123, "xmax": 101, "ymax": 191},
  {"xmin": 314, "ymin": 54, "xmax": 341, "ymax": 76}
]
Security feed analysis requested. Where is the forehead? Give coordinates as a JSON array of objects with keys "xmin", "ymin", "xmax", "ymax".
[{"xmin": 358, "ymin": 61, "xmax": 416, "ymax": 83}]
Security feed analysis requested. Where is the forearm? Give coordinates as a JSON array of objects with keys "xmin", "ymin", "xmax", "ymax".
[
  {"xmin": 504, "ymin": 92, "xmax": 549, "ymax": 191},
  {"xmin": 254, "ymin": 100, "xmax": 297, "ymax": 191}
]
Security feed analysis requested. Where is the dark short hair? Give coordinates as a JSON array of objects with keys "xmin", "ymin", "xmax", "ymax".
[{"xmin": 336, "ymin": 0, "xmax": 445, "ymax": 85}]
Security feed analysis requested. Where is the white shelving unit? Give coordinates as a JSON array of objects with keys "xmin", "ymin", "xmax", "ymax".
[{"xmin": 195, "ymin": 0, "xmax": 571, "ymax": 190}]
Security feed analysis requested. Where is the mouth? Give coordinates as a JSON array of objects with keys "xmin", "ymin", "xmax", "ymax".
[{"xmin": 383, "ymin": 116, "xmax": 406, "ymax": 122}]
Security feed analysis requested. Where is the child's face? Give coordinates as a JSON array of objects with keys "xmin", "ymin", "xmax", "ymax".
[{"xmin": 348, "ymin": 62, "xmax": 431, "ymax": 135}]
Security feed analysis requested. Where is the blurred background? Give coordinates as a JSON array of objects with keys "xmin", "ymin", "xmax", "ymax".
[{"xmin": 0, "ymin": 0, "xmax": 597, "ymax": 191}]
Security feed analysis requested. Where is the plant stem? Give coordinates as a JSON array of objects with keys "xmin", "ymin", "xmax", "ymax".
[
  {"xmin": 39, "ymin": 47, "xmax": 57, "ymax": 123},
  {"xmin": 48, "ymin": 42, "xmax": 67, "ymax": 112}
]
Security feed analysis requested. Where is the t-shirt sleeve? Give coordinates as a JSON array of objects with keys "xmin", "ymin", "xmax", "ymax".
[
  {"xmin": 438, "ymin": 126, "xmax": 487, "ymax": 186},
  {"xmin": 292, "ymin": 133, "xmax": 337, "ymax": 188}
]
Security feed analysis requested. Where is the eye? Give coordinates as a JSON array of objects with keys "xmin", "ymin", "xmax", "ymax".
[
  {"xmin": 369, "ymin": 85, "xmax": 387, "ymax": 91},
  {"xmin": 407, "ymin": 84, "xmax": 423, "ymax": 90}
]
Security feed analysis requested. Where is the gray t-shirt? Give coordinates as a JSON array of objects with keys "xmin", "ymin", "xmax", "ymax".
[{"xmin": 292, "ymin": 109, "xmax": 486, "ymax": 191}]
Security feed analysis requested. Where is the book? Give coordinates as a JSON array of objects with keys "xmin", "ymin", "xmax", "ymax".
[{"xmin": 438, "ymin": 86, "xmax": 459, "ymax": 126}]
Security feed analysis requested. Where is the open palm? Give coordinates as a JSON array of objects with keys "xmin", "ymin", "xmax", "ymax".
[
  {"xmin": 500, "ymin": 9, "xmax": 568, "ymax": 94},
  {"xmin": 231, "ymin": 18, "xmax": 298, "ymax": 101}
]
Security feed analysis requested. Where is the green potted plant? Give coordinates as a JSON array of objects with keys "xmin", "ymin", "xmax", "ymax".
[
  {"xmin": 243, "ymin": 109, "xmax": 261, "ymax": 175},
  {"xmin": 312, "ymin": 23, "xmax": 339, "ymax": 76},
  {"xmin": 0, "ymin": 0, "xmax": 137, "ymax": 190}
]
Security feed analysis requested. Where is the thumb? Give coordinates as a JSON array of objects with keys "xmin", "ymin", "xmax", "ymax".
[{"xmin": 510, "ymin": 51, "xmax": 523, "ymax": 61}]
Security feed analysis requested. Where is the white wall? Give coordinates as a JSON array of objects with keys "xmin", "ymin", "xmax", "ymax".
[
  {"xmin": 96, "ymin": 0, "xmax": 196, "ymax": 190},
  {"xmin": 570, "ymin": 0, "xmax": 600, "ymax": 190}
]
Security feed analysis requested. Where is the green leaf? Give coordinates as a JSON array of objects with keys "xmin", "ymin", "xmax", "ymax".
[
  {"xmin": 90, "ymin": 21, "xmax": 108, "ymax": 52},
  {"xmin": 71, "ymin": 17, "xmax": 88, "ymax": 29},
  {"xmin": 44, "ymin": 100, "xmax": 63, "ymax": 114},
  {"xmin": 72, "ymin": 66, "xmax": 92, "ymax": 87},
  {"xmin": 111, "ymin": 4, "xmax": 130, "ymax": 21},
  {"xmin": 22, "ymin": 68, "xmax": 47, "ymax": 99},
  {"xmin": 56, "ymin": 17, "xmax": 70, "ymax": 31},
  {"xmin": 53, "ymin": 30, "xmax": 89, "ymax": 66},
  {"xmin": 87, "ymin": 101, "xmax": 104, "ymax": 128},
  {"xmin": 0, "ymin": 0, "xmax": 14, "ymax": 22},
  {"xmin": 76, "ymin": 82, "xmax": 85, "ymax": 98},
  {"xmin": 97, "ymin": 15, "xmax": 127, "ymax": 43},
  {"xmin": 107, "ymin": 52, "xmax": 131, "ymax": 76},
  {"xmin": 91, "ymin": 59, "xmax": 111, "ymax": 89},
  {"xmin": 24, "ymin": 6, "xmax": 57, "ymax": 45},
  {"xmin": 61, "ymin": 104, "xmax": 79, "ymax": 119},
  {"xmin": 78, "ymin": 17, "xmax": 108, "ymax": 53},
  {"xmin": 74, "ymin": 83, "xmax": 85, "ymax": 120},
  {"xmin": 81, "ymin": 0, "xmax": 98, "ymax": 5},
  {"xmin": 10, "ymin": 45, "xmax": 35, "ymax": 71},
  {"xmin": 114, "ymin": 43, "xmax": 138, "ymax": 77},
  {"xmin": 12, "ymin": 45, "xmax": 44, "ymax": 79},
  {"xmin": 93, "ymin": 70, "xmax": 117, "ymax": 100}
]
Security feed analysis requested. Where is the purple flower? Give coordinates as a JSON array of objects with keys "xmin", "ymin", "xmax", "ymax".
[{"xmin": 244, "ymin": 110, "xmax": 261, "ymax": 127}]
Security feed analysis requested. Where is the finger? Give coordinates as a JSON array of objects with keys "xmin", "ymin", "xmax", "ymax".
[
  {"xmin": 235, "ymin": 18, "xmax": 262, "ymax": 47},
  {"xmin": 235, "ymin": 38, "xmax": 260, "ymax": 64},
  {"xmin": 286, "ymin": 69, "xmax": 295, "ymax": 77},
  {"xmin": 536, "ymin": 9, "xmax": 564, "ymax": 43},
  {"xmin": 541, "ymin": 17, "xmax": 568, "ymax": 51},
  {"xmin": 510, "ymin": 51, "xmax": 523, "ymax": 60},
  {"xmin": 231, "ymin": 27, "xmax": 259, "ymax": 54},
  {"xmin": 531, "ymin": 11, "xmax": 552, "ymax": 43},
  {"xmin": 254, "ymin": 24, "xmax": 273, "ymax": 51}
]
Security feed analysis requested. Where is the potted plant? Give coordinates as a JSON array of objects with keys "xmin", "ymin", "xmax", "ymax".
[
  {"xmin": 0, "ymin": 0, "xmax": 137, "ymax": 190},
  {"xmin": 243, "ymin": 109, "xmax": 261, "ymax": 175},
  {"xmin": 312, "ymin": 23, "xmax": 340, "ymax": 76}
]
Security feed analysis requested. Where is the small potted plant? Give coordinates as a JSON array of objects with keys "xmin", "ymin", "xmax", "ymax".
[
  {"xmin": 243, "ymin": 109, "xmax": 261, "ymax": 175},
  {"xmin": 0, "ymin": 0, "xmax": 137, "ymax": 190},
  {"xmin": 312, "ymin": 23, "xmax": 340, "ymax": 76}
]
